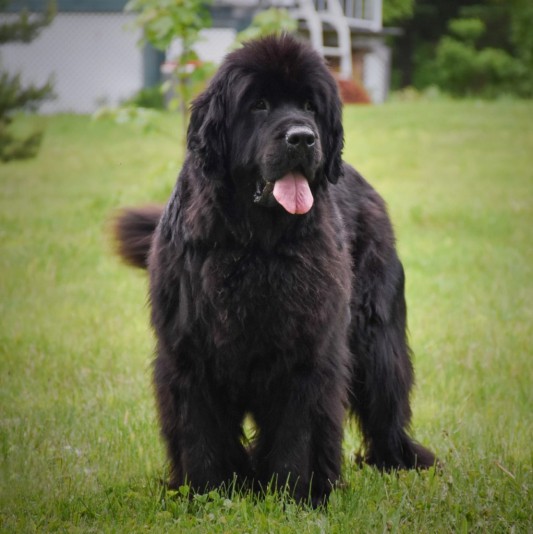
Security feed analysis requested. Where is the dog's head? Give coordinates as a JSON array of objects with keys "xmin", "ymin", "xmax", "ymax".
[{"xmin": 187, "ymin": 34, "xmax": 344, "ymax": 215}]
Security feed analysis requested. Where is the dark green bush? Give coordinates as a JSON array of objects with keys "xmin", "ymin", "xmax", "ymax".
[
  {"xmin": 447, "ymin": 18, "xmax": 484, "ymax": 44},
  {"xmin": 0, "ymin": 0, "xmax": 55, "ymax": 162},
  {"xmin": 433, "ymin": 18, "xmax": 521, "ymax": 98}
]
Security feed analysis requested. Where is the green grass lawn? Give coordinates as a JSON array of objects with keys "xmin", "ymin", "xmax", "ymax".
[{"xmin": 1, "ymin": 101, "xmax": 532, "ymax": 532}]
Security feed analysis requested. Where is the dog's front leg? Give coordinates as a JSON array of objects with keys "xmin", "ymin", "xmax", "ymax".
[
  {"xmin": 153, "ymin": 349, "xmax": 252, "ymax": 492},
  {"xmin": 251, "ymin": 368, "xmax": 345, "ymax": 507}
]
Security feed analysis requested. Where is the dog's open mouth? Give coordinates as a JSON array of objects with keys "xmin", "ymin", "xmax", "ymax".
[{"xmin": 254, "ymin": 172, "xmax": 314, "ymax": 215}]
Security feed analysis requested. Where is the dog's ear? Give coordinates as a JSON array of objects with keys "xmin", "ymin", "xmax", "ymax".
[
  {"xmin": 322, "ymin": 86, "xmax": 344, "ymax": 184},
  {"xmin": 187, "ymin": 71, "xmax": 227, "ymax": 179}
]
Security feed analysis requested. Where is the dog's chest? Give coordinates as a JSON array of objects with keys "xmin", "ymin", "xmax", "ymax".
[{"xmin": 201, "ymin": 247, "xmax": 345, "ymax": 353}]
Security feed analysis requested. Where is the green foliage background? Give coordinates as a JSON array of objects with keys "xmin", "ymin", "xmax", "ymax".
[{"xmin": 391, "ymin": 0, "xmax": 533, "ymax": 97}]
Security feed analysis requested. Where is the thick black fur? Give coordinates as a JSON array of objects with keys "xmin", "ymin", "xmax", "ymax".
[{"xmin": 113, "ymin": 35, "xmax": 435, "ymax": 507}]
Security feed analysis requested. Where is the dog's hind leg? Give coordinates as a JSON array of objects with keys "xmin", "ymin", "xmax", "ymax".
[{"xmin": 348, "ymin": 257, "xmax": 436, "ymax": 470}]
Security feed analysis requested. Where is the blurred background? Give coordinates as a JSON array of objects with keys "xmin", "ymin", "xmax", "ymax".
[{"xmin": 2, "ymin": 0, "xmax": 531, "ymax": 115}]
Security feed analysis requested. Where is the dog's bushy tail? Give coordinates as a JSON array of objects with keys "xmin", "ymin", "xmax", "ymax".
[{"xmin": 112, "ymin": 205, "xmax": 164, "ymax": 269}]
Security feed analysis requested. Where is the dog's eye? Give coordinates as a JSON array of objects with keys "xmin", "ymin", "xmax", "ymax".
[
  {"xmin": 304, "ymin": 100, "xmax": 316, "ymax": 112},
  {"xmin": 252, "ymin": 99, "xmax": 269, "ymax": 111}
]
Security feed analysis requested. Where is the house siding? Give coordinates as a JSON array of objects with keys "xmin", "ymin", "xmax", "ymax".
[{"xmin": 1, "ymin": 12, "xmax": 143, "ymax": 113}]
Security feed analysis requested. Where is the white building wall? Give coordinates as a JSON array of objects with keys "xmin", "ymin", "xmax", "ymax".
[
  {"xmin": 167, "ymin": 28, "xmax": 237, "ymax": 65},
  {"xmin": 0, "ymin": 13, "xmax": 143, "ymax": 114},
  {"xmin": 362, "ymin": 40, "xmax": 391, "ymax": 104}
]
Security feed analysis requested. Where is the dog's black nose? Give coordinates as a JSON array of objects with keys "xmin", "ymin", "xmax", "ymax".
[{"xmin": 286, "ymin": 126, "xmax": 315, "ymax": 149}]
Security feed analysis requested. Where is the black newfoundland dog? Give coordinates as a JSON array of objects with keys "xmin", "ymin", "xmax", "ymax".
[{"xmin": 114, "ymin": 35, "xmax": 435, "ymax": 506}]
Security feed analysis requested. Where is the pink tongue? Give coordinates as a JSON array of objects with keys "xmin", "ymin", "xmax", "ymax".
[{"xmin": 272, "ymin": 173, "xmax": 314, "ymax": 215}]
